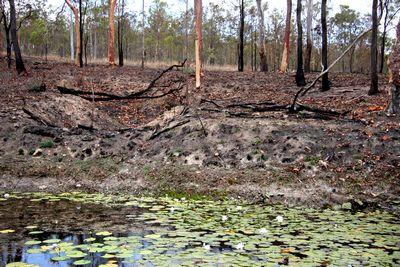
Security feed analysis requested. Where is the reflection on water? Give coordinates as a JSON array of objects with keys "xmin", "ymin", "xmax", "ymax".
[{"xmin": 0, "ymin": 193, "xmax": 399, "ymax": 266}]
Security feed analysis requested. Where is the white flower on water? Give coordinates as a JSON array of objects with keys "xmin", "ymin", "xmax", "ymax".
[
  {"xmin": 236, "ymin": 206, "xmax": 242, "ymax": 211},
  {"xmin": 3, "ymin": 193, "xmax": 9, "ymax": 199},
  {"xmin": 203, "ymin": 243, "xmax": 211, "ymax": 250},
  {"xmin": 169, "ymin": 207, "xmax": 175, "ymax": 213},
  {"xmin": 276, "ymin": 215, "xmax": 284, "ymax": 223},
  {"xmin": 235, "ymin": 242, "xmax": 245, "ymax": 250},
  {"xmin": 222, "ymin": 215, "xmax": 228, "ymax": 222},
  {"xmin": 76, "ymin": 183, "xmax": 82, "ymax": 188},
  {"xmin": 259, "ymin": 228, "xmax": 268, "ymax": 235}
]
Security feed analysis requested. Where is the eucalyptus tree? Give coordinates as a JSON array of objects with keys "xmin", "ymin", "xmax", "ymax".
[
  {"xmin": 256, "ymin": 0, "xmax": 267, "ymax": 72},
  {"xmin": 8, "ymin": 0, "xmax": 26, "ymax": 73},
  {"xmin": 108, "ymin": 0, "xmax": 117, "ymax": 65},
  {"xmin": 295, "ymin": 0, "xmax": 305, "ymax": 86},
  {"xmin": 369, "ymin": 0, "xmax": 379, "ymax": 95},
  {"xmin": 279, "ymin": 0, "xmax": 292, "ymax": 73},
  {"xmin": 321, "ymin": 0, "xmax": 330, "ymax": 91},
  {"xmin": 304, "ymin": 0, "xmax": 313, "ymax": 72}
]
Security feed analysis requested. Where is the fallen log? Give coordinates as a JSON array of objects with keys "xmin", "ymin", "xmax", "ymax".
[{"xmin": 57, "ymin": 59, "xmax": 187, "ymax": 101}]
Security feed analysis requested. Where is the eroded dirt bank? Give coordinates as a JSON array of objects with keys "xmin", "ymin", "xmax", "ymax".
[{"xmin": 0, "ymin": 59, "xmax": 399, "ymax": 212}]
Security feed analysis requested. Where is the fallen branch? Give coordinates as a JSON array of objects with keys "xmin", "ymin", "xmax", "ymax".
[
  {"xmin": 57, "ymin": 59, "xmax": 187, "ymax": 101},
  {"xmin": 290, "ymin": 28, "xmax": 373, "ymax": 111},
  {"xmin": 148, "ymin": 119, "xmax": 190, "ymax": 140},
  {"xmin": 22, "ymin": 107, "xmax": 57, "ymax": 127}
]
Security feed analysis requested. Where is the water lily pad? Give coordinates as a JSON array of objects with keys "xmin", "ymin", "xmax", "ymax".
[
  {"xmin": 6, "ymin": 263, "xmax": 38, "ymax": 267},
  {"xmin": 43, "ymin": 239, "xmax": 61, "ymax": 244},
  {"xmin": 73, "ymin": 259, "xmax": 91, "ymax": 265},
  {"xmin": 24, "ymin": 240, "xmax": 42, "ymax": 246},
  {"xmin": 96, "ymin": 231, "xmax": 112, "ymax": 236},
  {"xmin": 28, "ymin": 231, "xmax": 44, "ymax": 235},
  {"xmin": 51, "ymin": 256, "xmax": 71, "ymax": 261}
]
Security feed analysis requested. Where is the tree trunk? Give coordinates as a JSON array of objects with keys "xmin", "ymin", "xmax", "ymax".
[
  {"xmin": 65, "ymin": 0, "xmax": 80, "ymax": 66},
  {"xmin": 78, "ymin": 0, "xmax": 83, "ymax": 67},
  {"xmin": 141, "ymin": 0, "xmax": 145, "ymax": 68},
  {"xmin": 194, "ymin": 0, "xmax": 203, "ymax": 88},
  {"xmin": 387, "ymin": 19, "xmax": 400, "ymax": 114},
  {"xmin": 4, "ymin": 25, "xmax": 11, "ymax": 68},
  {"xmin": 238, "ymin": 0, "xmax": 245, "ymax": 72},
  {"xmin": 256, "ymin": 0, "xmax": 268, "ymax": 72},
  {"xmin": 321, "ymin": 0, "xmax": 330, "ymax": 91},
  {"xmin": 108, "ymin": 0, "xmax": 117, "ymax": 65},
  {"xmin": 369, "ymin": 0, "xmax": 379, "ymax": 95},
  {"xmin": 379, "ymin": 1, "xmax": 390, "ymax": 74},
  {"xmin": 184, "ymin": 0, "xmax": 189, "ymax": 60},
  {"xmin": 8, "ymin": 0, "xmax": 26, "ymax": 74},
  {"xmin": 304, "ymin": 0, "xmax": 313, "ymax": 73},
  {"xmin": 295, "ymin": 0, "xmax": 306, "ymax": 86},
  {"xmin": 70, "ymin": 11, "xmax": 74, "ymax": 62},
  {"xmin": 118, "ymin": 0, "xmax": 124, "ymax": 66},
  {"xmin": 280, "ymin": 0, "xmax": 292, "ymax": 73}
]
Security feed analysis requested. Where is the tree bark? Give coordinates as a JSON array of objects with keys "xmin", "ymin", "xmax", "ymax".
[
  {"xmin": 78, "ymin": 0, "xmax": 83, "ymax": 67},
  {"xmin": 256, "ymin": 0, "xmax": 268, "ymax": 72},
  {"xmin": 304, "ymin": 0, "xmax": 313, "ymax": 73},
  {"xmin": 369, "ymin": 0, "xmax": 379, "ymax": 95},
  {"xmin": 238, "ymin": 0, "xmax": 245, "ymax": 72},
  {"xmin": 380, "ymin": 1, "xmax": 389, "ymax": 74},
  {"xmin": 65, "ymin": 0, "xmax": 80, "ymax": 66},
  {"xmin": 69, "ymin": 11, "xmax": 74, "ymax": 62},
  {"xmin": 387, "ymin": 20, "xmax": 399, "ymax": 114},
  {"xmin": 321, "ymin": 0, "xmax": 330, "ymax": 91},
  {"xmin": 8, "ymin": 0, "xmax": 26, "ymax": 74},
  {"xmin": 4, "ymin": 24, "xmax": 11, "ymax": 68},
  {"xmin": 108, "ymin": 0, "xmax": 117, "ymax": 66},
  {"xmin": 280, "ymin": 0, "xmax": 292, "ymax": 73},
  {"xmin": 295, "ymin": 0, "xmax": 306, "ymax": 86},
  {"xmin": 194, "ymin": 0, "xmax": 203, "ymax": 88},
  {"xmin": 117, "ymin": 0, "xmax": 124, "ymax": 66}
]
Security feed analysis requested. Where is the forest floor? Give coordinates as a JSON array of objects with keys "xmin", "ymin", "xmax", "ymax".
[{"xmin": 0, "ymin": 57, "xmax": 399, "ymax": 212}]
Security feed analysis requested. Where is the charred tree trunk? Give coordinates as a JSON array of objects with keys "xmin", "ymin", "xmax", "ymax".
[
  {"xmin": 238, "ymin": 0, "xmax": 245, "ymax": 72},
  {"xmin": 117, "ymin": 0, "xmax": 124, "ymax": 66},
  {"xmin": 78, "ymin": 0, "xmax": 83, "ymax": 67},
  {"xmin": 304, "ymin": 0, "xmax": 313, "ymax": 73},
  {"xmin": 8, "ymin": 0, "xmax": 25, "ymax": 74},
  {"xmin": 108, "ymin": 0, "xmax": 117, "ymax": 66},
  {"xmin": 194, "ymin": 0, "xmax": 203, "ymax": 88},
  {"xmin": 369, "ymin": 0, "xmax": 379, "ymax": 95},
  {"xmin": 280, "ymin": 0, "xmax": 292, "ymax": 73},
  {"xmin": 295, "ymin": 0, "xmax": 306, "ymax": 86},
  {"xmin": 321, "ymin": 0, "xmax": 330, "ymax": 91},
  {"xmin": 387, "ymin": 20, "xmax": 400, "ymax": 114},
  {"xmin": 256, "ymin": 0, "xmax": 268, "ymax": 72}
]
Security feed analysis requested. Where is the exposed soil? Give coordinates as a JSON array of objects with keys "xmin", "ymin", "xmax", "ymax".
[{"xmin": 0, "ymin": 57, "xmax": 399, "ymax": 211}]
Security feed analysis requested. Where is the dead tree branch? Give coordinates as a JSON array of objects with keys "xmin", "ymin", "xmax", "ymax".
[
  {"xmin": 290, "ymin": 28, "xmax": 373, "ymax": 111},
  {"xmin": 148, "ymin": 119, "xmax": 190, "ymax": 140},
  {"xmin": 57, "ymin": 59, "xmax": 187, "ymax": 101}
]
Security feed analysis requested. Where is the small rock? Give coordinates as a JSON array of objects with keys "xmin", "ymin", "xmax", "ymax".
[{"xmin": 32, "ymin": 149, "xmax": 43, "ymax": 157}]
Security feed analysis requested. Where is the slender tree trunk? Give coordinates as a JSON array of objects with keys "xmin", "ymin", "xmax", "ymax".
[
  {"xmin": 280, "ymin": 0, "xmax": 292, "ymax": 73},
  {"xmin": 321, "ymin": 0, "xmax": 330, "ymax": 91},
  {"xmin": 194, "ymin": 0, "xmax": 203, "ymax": 88},
  {"xmin": 256, "ymin": 0, "xmax": 268, "ymax": 72},
  {"xmin": 304, "ymin": 0, "xmax": 313, "ymax": 72},
  {"xmin": 184, "ymin": 0, "xmax": 189, "ymax": 60},
  {"xmin": 387, "ymin": 19, "xmax": 400, "ymax": 114},
  {"xmin": 295, "ymin": 0, "xmax": 306, "ymax": 86},
  {"xmin": 4, "ymin": 26, "xmax": 11, "ymax": 68},
  {"xmin": 108, "ymin": 0, "xmax": 117, "ymax": 65},
  {"xmin": 8, "ymin": 0, "xmax": 25, "ymax": 74},
  {"xmin": 70, "ymin": 11, "xmax": 74, "ymax": 61},
  {"xmin": 369, "ymin": 0, "xmax": 379, "ymax": 95},
  {"xmin": 141, "ymin": 0, "xmax": 145, "ymax": 68},
  {"xmin": 66, "ymin": 0, "xmax": 80, "ymax": 66},
  {"xmin": 118, "ymin": 0, "xmax": 124, "ymax": 66},
  {"xmin": 238, "ymin": 0, "xmax": 245, "ymax": 72},
  {"xmin": 78, "ymin": 0, "xmax": 83, "ymax": 67},
  {"xmin": 380, "ymin": 1, "xmax": 389, "ymax": 74}
]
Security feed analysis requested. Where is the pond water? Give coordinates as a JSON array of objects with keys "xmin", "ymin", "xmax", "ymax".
[{"xmin": 0, "ymin": 192, "xmax": 399, "ymax": 266}]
